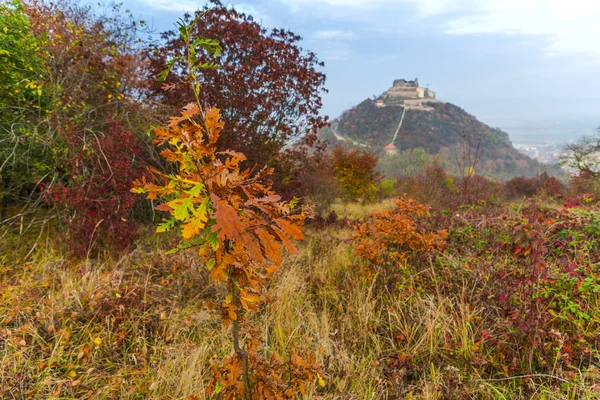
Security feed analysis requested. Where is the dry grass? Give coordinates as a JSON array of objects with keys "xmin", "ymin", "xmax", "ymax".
[
  {"xmin": 2, "ymin": 203, "xmax": 600, "ymax": 398},
  {"xmin": 330, "ymin": 198, "xmax": 395, "ymax": 219}
]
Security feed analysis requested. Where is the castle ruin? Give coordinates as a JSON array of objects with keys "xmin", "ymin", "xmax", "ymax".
[
  {"xmin": 376, "ymin": 78, "xmax": 441, "ymax": 111},
  {"xmin": 384, "ymin": 77, "xmax": 436, "ymax": 100}
]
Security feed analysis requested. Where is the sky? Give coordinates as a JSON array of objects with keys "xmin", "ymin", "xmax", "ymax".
[{"xmin": 122, "ymin": 0, "xmax": 600, "ymax": 144}]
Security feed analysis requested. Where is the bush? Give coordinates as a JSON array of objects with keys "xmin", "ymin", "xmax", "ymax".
[
  {"xmin": 45, "ymin": 119, "xmax": 145, "ymax": 256},
  {"xmin": 331, "ymin": 145, "xmax": 380, "ymax": 203},
  {"xmin": 569, "ymin": 172, "xmax": 600, "ymax": 197},
  {"xmin": 504, "ymin": 172, "xmax": 565, "ymax": 200},
  {"xmin": 351, "ymin": 196, "xmax": 447, "ymax": 275},
  {"xmin": 395, "ymin": 165, "xmax": 456, "ymax": 210}
]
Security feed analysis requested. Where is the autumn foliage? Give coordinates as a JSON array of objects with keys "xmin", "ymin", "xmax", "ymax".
[
  {"xmin": 352, "ymin": 196, "xmax": 447, "ymax": 270},
  {"xmin": 7, "ymin": 0, "xmax": 600, "ymax": 398},
  {"xmin": 45, "ymin": 120, "xmax": 145, "ymax": 256},
  {"xmin": 147, "ymin": 0, "xmax": 327, "ymax": 168},
  {"xmin": 331, "ymin": 145, "xmax": 380, "ymax": 202}
]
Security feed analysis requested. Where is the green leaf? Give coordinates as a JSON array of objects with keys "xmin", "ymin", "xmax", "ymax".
[
  {"xmin": 186, "ymin": 183, "xmax": 205, "ymax": 198},
  {"xmin": 157, "ymin": 68, "xmax": 170, "ymax": 82},
  {"xmin": 206, "ymin": 258, "xmax": 216, "ymax": 270},
  {"xmin": 205, "ymin": 230, "xmax": 219, "ymax": 250},
  {"xmin": 156, "ymin": 217, "xmax": 176, "ymax": 233},
  {"xmin": 192, "ymin": 37, "xmax": 222, "ymax": 57},
  {"xmin": 169, "ymin": 197, "xmax": 194, "ymax": 221}
]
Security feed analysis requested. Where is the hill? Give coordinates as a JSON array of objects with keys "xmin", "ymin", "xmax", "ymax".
[{"xmin": 323, "ymin": 81, "xmax": 561, "ymax": 180}]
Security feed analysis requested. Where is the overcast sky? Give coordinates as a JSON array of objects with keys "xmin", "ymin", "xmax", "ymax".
[{"xmin": 123, "ymin": 0, "xmax": 599, "ymax": 143}]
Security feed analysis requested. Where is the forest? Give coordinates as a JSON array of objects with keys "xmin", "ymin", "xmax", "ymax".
[{"xmin": 2, "ymin": 0, "xmax": 600, "ymax": 399}]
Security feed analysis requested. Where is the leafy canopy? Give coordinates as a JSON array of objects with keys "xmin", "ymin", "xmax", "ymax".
[{"xmin": 147, "ymin": 0, "xmax": 327, "ymax": 167}]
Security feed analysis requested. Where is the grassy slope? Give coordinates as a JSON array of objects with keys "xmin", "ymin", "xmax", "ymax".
[{"xmin": 2, "ymin": 200, "xmax": 600, "ymax": 399}]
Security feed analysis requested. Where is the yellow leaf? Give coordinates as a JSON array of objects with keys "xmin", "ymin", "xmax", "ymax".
[
  {"xmin": 317, "ymin": 373, "xmax": 326, "ymax": 387},
  {"xmin": 241, "ymin": 294, "xmax": 261, "ymax": 304},
  {"xmin": 181, "ymin": 215, "xmax": 206, "ymax": 239}
]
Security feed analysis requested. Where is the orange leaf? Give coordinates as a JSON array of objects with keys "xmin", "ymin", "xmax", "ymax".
[
  {"xmin": 211, "ymin": 195, "xmax": 245, "ymax": 241},
  {"xmin": 256, "ymin": 228, "xmax": 282, "ymax": 265},
  {"xmin": 275, "ymin": 218, "xmax": 304, "ymax": 241},
  {"xmin": 240, "ymin": 232, "xmax": 264, "ymax": 263},
  {"xmin": 205, "ymin": 107, "xmax": 225, "ymax": 144}
]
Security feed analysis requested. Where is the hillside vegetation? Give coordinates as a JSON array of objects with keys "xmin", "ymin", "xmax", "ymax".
[{"xmin": 334, "ymin": 99, "xmax": 557, "ymax": 180}]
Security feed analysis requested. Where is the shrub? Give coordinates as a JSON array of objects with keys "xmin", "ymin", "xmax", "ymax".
[
  {"xmin": 351, "ymin": 196, "xmax": 447, "ymax": 274},
  {"xmin": 0, "ymin": 0, "xmax": 52, "ymax": 218},
  {"xmin": 331, "ymin": 145, "xmax": 380, "ymax": 203},
  {"xmin": 569, "ymin": 171, "xmax": 600, "ymax": 197},
  {"xmin": 395, "ymin": 165, "xmax": 455, "ymax": 210},
  {"xmin": 45, "ymin": 119, "xmax": 145, "ymax": 256},
  {"xmin": 505, "ymin": 172, "xmax": 565, "ymax": 200}
]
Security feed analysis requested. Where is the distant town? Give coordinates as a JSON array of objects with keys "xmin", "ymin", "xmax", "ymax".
[{"xmin": 513, "ymin": 142, "xmax": 566, "ymax": 165}]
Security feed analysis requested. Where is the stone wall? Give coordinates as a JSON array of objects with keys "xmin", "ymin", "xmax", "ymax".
[
  {"xmin": 425, "ymin": 89, "xmax": 436, "ymax": 99},
  {"xmin": 383, "ymin": 79, "xmax": 438, "ymax": 102},
  {"xmin": 393, "ymin": 78, "xmax": 419, "ymax": 88}
]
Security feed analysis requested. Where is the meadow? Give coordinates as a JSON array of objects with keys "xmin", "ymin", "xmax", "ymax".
[
  {"xmin": 4, "ymin": 192, "xmax": 600, "ymax": 399},
  {"xmin": 3, "ymin": 1, "xmax": 600, "ymax": 398}
]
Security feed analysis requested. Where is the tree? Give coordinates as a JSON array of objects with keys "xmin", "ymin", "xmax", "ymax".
[
  {"xmin": 560, "ymin": 129, "xmax": 600, "ymax": 178},
  {"xmin": 454, "ymin": 131, "xmax": 483, "ymax": 203},
  {"xmin": 4, "ymin": 0, "xmax": 153, "ymax": 248},
  {"xmin": 134, "ymin": 18, "xmax": 322, "ymax": 398},
  {"xmin": 331, "ymin": 145, "xmax": 380, "ymax": 202},
  {"xmin": 146, "ymin": 0, "xmax": 328, "ymax": 168},
  {"xmin": 0, "ymin": 0, "xmax": 52, "ymax": 221}
]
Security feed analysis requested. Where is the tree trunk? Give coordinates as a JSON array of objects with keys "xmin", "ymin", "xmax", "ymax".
[{"xmin": 230, "ymin": 276, "xmax": 252, "ymax": 400}]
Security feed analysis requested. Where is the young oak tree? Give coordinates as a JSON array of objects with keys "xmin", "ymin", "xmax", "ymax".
[
  {"xmin": 133, "ymin": 17, "xmax": 323, "ymax": 399},
  {"xmin": 146, "ymin": 0, "xmax": 328, "ymax": 170}
]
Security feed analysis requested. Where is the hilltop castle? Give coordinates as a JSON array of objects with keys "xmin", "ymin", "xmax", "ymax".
[{"xmin": 383, "ymin": 77, "xmax": 436, "ymax": 100}]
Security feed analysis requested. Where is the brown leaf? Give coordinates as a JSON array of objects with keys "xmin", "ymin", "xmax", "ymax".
[
  {"xmin": 256, "ymin": 228, "xmax": 282, "ymax": 265},
  {"xmin": 275, "ymin": 218, "xmax": 304, "ymax": 241},
  {"xmin": 211, "ymin": 195, "xmax": 245, "ymax": 241}
]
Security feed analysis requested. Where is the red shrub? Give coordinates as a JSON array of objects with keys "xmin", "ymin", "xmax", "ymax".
[
  {"xmin": 45, "ymin": 119, "xmax": 145, "ymax": 256},
  {"xmin": 395, "ymin": 165, "xmax": 455, "ymax": 210},
  {"xmin": 504, "ymin": 172, "xmax": 565, "ymax": 200}
]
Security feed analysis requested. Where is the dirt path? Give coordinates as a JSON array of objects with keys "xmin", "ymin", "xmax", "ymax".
[{"xmin": 390, "ymin": 107, "xmax": 407, "ymax": 145}]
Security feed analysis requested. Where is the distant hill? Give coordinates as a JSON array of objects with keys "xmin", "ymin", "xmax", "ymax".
[{"xmin": 321, "ymin": 82, "xmax": 562, "ymax": 180}]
